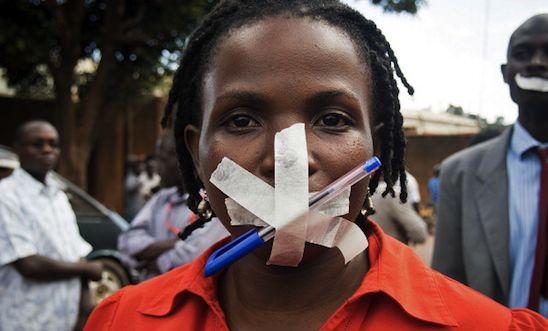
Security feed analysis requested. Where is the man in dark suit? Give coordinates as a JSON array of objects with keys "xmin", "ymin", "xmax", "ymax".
[{"xmin": 432, "ymin": 14, "xmax": 548, "ymax": 317}]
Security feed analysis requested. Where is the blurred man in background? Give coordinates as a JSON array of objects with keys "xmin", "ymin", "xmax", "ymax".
[
  {"xmin": 433, "ymin": 14, "xmax": 548, "ymax": 316},
  {"xmin": 124, "ymin": 158, "xmax": 145, "ymax": 221},
  {"xmin": 118, "ymin": 127, "xmax": 229, "ymax": 280},
  {"xmin": 427, "ymin": 164, "xmax": 440, "ymax": 207},
  {"xmin": 0, "ymin": 120, "xmax": 103, "ymax": 330},
  {"xmin": 138, "ymin": 156, "xmax": 161, "ymax": 201}
]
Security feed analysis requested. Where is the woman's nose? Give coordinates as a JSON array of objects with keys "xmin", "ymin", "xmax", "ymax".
[
  {"xmin": 257, "ymin": 133, "xmax": 275, "ymax": 185},
  {"xmin": 257, "ymin": 130, "xmax": 320, "ymax": 188},
  {"xmin": 307, "ymin": 150, "xmax": 319, "ymax": 178}
]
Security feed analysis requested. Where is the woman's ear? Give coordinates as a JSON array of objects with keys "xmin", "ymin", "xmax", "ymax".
[{"xmin": 184, "ymin": 124, "xmax": 204, "ymax": 182}]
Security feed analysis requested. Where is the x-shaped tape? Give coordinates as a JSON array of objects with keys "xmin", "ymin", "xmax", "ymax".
[{"xmin": 210, "ymin": 123, "xmax": 368, "ymax": 266}]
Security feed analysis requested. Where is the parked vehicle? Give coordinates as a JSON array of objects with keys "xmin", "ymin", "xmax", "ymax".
[{"xmin": 0, "ymin": 145, "xmax": 138, "ymax": 304}]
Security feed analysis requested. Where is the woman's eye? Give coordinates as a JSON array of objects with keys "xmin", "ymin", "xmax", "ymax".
[
  {"xmin": 316, "ymin": 113, "xmax": 352, "ymax": 128},
  {"xmin": 225, "ymin": 114, "xmax": 260, "ymax": 128}
]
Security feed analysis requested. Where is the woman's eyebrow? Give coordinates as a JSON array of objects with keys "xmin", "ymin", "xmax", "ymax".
[
  {"xmin": 215, "ymin": 91, "xmax": 268, "ymax": 106},
  {"xmin": 307, "ymin": 90, "xmax": 361, "ymax": 107}
]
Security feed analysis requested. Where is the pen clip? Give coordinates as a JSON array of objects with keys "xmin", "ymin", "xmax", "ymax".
[{"xmin": 205, "ymin": 228, "xmax": 265, "ymax": 277}]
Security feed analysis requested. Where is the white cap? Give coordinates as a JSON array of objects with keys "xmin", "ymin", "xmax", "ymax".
[{"xmin": 0, "ymin": 159, "xmax": 19, "ymax": 169}]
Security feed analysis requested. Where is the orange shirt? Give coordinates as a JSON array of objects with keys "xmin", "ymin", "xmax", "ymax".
[{"xmin": 85, "ymin": 222, "xmax": 547, "ymax": 330}]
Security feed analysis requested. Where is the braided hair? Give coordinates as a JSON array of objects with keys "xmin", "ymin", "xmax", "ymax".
[{"xmin": 163, "ymin": 0, "xmax": 413, "ymax": 236}]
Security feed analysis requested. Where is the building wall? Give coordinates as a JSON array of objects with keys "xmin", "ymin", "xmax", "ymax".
[
  {"xmin": 405, "ymin": 134, "xmax": 475, "ymax": 203},
  {"xmin": 88, "ymin": 98, "xmax": 164, "ymax": 213}
]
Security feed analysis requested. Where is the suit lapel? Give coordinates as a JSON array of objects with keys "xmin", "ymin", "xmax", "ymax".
[{"xmin": 474, "ymin": 128, "xmax": 512, "ymax": 299}]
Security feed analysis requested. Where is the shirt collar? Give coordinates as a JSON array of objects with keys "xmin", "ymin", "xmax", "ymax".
[
  {"xmin": 510, "ymin": 121, "xmax": 545, "ymax": 158},
  {"xmin": 136, "ymin": 223, "xmax": 457, "ymax": 327},
  {"xmin": 135, "ymin": 237, "xmax": 228, "ymax": 317},
  {"xmin": 351, "ymin": 221, "xmax": 457, "ymax": 326},
  {"xmin": 13, "ymin": 168, "xmax": 59, "ymax": 196}
]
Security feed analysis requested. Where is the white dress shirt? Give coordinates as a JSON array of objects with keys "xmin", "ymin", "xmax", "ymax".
[{"xmin": 0, "ymin": 169, "xmax": 92, "ymax": 331}]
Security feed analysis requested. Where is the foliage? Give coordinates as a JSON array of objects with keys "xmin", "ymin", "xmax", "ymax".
[
  {"xmin": 0, "ymin": 0, "xmax": 214, "ymax": 103},
  {"xmin": 369, "ymin": 0, "xmax": 426, "ymax": 14},
  {"xmin": 0, "ymin": 0, "xmax": 422, "ymax": 102},
  {"xmin": 445, "ymin": 104, "xmax": 509, "ymax": 132}
]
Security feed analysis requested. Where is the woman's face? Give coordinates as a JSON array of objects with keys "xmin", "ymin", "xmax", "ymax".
[{"xmin": 186, "ymin": 16, "xmax": 374, "ymax": 241}]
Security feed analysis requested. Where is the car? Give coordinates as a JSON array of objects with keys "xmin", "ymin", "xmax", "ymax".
[{"xmin": 0, "ymin": 145, "xmax": 138, "ymax": 305}]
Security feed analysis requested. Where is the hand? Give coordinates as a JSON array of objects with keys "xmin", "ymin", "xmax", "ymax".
[{"xmin": 83, "ymin": 261, "xmax": 103, "ymax": 281}]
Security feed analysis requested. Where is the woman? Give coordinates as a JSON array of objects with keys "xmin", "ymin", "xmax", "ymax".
[{"xmin": 85, "ymin": 1, "xmax": 546, "ymax": 330}]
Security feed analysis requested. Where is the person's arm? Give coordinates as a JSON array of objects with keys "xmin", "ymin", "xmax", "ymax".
[
  {"xmin": 155, "ymin": 220, "xmax": 229, "ymax": 273},
  {"xmin": 134, "ymin": 238, "xmax": 178, "ymax": 261},
  {"xmin": 0, "ymin": 200, "xmax": 99, "ymax": 281},
  {"xmin": 431, "ymin": 161, "xmax": 466, "ymax": 281},
  {"xmin": 12, "ymin": 255, "xmax": 102, "ymax": 281}
]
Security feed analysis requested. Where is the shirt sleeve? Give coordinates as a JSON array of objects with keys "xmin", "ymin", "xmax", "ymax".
[
  {"xmin": 406, "ymin": 173, "xmax": 421, "ymax": 204},
  {"xmin": 59, "ymin": 192, "xmax": 93, "ymax": 259},
  {"xmin": 509, "ymin": 308, "xmax": 548, "ymax": 330},
  {"xmin": 0, "ymin": 201, "xmax": 38, "ymax": 266},
  {"xmin": 117, "ymin": 197, "xmax": 157, "ymax": 257}
]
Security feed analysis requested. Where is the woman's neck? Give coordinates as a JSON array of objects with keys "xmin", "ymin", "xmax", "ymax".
[{"xmin": 218, "ymin": 245, "xmax": 368, "ymax": 329}]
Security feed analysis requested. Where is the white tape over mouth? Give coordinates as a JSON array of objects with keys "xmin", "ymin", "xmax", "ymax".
[
  {"xmin": 515, "ymin": 73, "xmax": 548, "ymax": 92},
  {"xmin": 210, "ymin": 123, "xmax": 368, "ymax": 267},
  {"xmin": 226, "ymin": 190, "xmax": 350, "ymax": 227}
]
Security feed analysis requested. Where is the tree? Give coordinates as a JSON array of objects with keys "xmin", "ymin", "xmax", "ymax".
[
  {"xmin": 445, "ymin": 104, "xmax": 465, "ymax": 117},
  {"xmin": 368, "ymin": 0, "xmax": 425, "ymax": 14},
  {"xmin": 445, "ymin": 104, "xmax": 509, "ymax": 132},
  {"xmin": 0, "ymin": 0, "xmax": 423, "ymax": 188},
  {"xmin": 0, "ymin": 0, "xmax": 213, "ymax": 188}
]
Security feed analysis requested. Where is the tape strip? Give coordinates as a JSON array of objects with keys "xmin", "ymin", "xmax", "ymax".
[
  {"xmin": 209, "ymin": 123, "xmax": 368, "ymax": 267},
  {"xmin": 269, "ymin": 124, "xmax": 309, "ymax": 266},
  {"xmin": 305, "ymin": 213, "xmax": 368, "ymax": 264},
  {"xmin": 210, "ymin": 157, "xmax": 274, "ymax": 223},
  {"xmin": 226, "ymin": 189, "xmax": 350, "ymax": 227}
]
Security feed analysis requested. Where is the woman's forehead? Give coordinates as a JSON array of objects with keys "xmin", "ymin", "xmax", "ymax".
[
  {"xmin": 212, "ymin": 16, "xmax": 365, "ymax": 70},
  {"xmin": 202, "ymin": 16, "xmax": 371, "ymax": 106}
]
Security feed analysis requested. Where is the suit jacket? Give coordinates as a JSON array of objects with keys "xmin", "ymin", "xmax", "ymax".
[{"xmin": 432, "ymin": 128, "xmax": 512, "ymax": 305}]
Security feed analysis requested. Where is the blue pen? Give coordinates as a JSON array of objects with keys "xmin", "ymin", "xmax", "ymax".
[{"xmin": 204, "ymin": 156, "xmax": 381, "ymax": 277}]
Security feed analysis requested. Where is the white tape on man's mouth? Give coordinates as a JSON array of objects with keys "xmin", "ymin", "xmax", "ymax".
[
  {"xmin": 210, "ymin": 123, "xmax": 368, "ymax": 267},
  {"xmin": 515, "ymin": 73, "xmax": 548, "ymax": 92}
]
